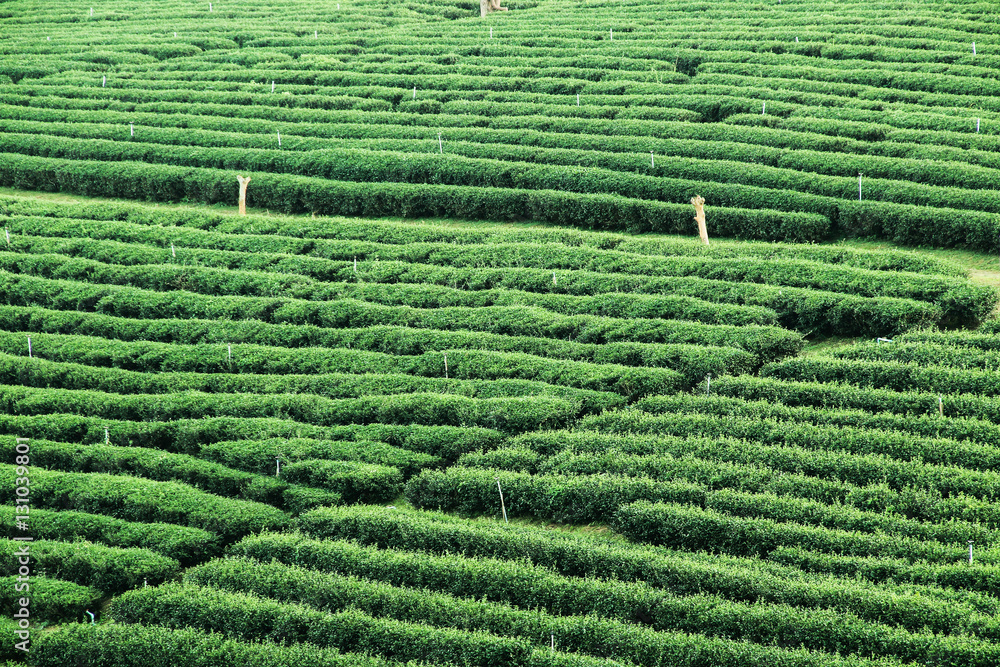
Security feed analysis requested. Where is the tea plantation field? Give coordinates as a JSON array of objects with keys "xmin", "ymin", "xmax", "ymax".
[{"xmin": 5, "ymin": 0, "xmax": 1000, "ymax": 664}]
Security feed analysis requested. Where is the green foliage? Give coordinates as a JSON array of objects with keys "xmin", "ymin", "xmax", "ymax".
[
  {"xmin": 0, "ymin": 576, "xmax": 101, "ymax": 622},
  {"xmin": 110, "ymin": 582, "xmax": 532, "ymax": 667},
  {"xmin": 0, "ymin": 505, "xmax": 219, "ymax": 565},
  {"xmin": 0, "ymin": 464, "xmax": 290, "ymax": 542},
  {"xmin": 0, "ymin": 539, "xmax": 179, "ymax": 594}
]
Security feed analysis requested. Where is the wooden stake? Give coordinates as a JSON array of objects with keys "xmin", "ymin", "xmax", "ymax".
[
  {"xmin": 237, "ymin": 175, "xmax": 251, "ymax": 216},
  {"xmin": 691, "ymin": 195, "xmax": 709, "ymax": 245},
  {"xmin": 496, "ymin": 479, "xmax": 508, "ymax": 523}
]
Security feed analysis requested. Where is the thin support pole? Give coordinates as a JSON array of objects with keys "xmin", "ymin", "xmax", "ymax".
[{"xmin": 496, "ymin": 479, "xmax": 508, "ymax": 523}]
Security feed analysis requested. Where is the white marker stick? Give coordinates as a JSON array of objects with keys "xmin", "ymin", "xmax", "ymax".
[
  {"xmin": 271, "ymin": 80, "xmax": 275, "ymax": 93},
  {"xmin": 490, "ymin": 27, "xmax": 492, "ymax": 38},
  {"xmin": 858, "ymin": 173, "xmax": 863, "ymax": 201},
  {"xmin": 277, "ymin": 131, "xmax": 281, "ymax": 147},
  {"xmin": 577, "ymin": 93, "xmax": 580, "ymax": 106},
  {"xmin": 228, "ymin": 344, "xmax": 232, "ymax": 363},
  {"xmin": 497, "ymin": 479, "xmax": 508, "ymax": 523},
  {"xmin": 4, "ymin": 228, "xmax": 9, "ymax": 245},
  {"xmin": 171, "ymin": 242, "xmax": 176, "ymax": 258},
  {"xmin": 27, "ymin": 336, "xmax": 31, "ymax": 358},
  {"xmin": 105, "ymin": 427, "xmax": 109, "ymax": 444},
  {"xmin": 438, "ymin": 132, "xmax": 443, "ymax": 153},
  {"xmin": 443, "ymin": 351, "xmax": 448, "ymax": 378},
  {"xmin": 130, "ymin": 122, "xmax": 134, "ymax": 137},
  {"xmin": 610, "ymin": 28, "xmax": 613, "ymax": 40},
  {"xmin": 977, "ymin": 117, "xmax": 981, "ymax": 133},
  {"xmin": 413, "ymin": 85, "xmax": 416, "ymax": 99},
  {"xmin": 102, "ymin": 75, "xmax": 106, "ymax": 88},
  {"xmin": 650, "ymin": 151, "xmax": 654, "ymax": 167}
]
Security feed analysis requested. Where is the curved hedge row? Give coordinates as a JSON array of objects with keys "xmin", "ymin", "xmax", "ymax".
[
  {"xmin": 0, "ymin": 505, "xmax": 219, "ymax": 565},
  {"xmin": 0, "ymin": 464, "xmax": 290, "ymax": 542},
  {"xmin": 110, "ymin": 582, "xmax": 532, "ymax": 667}
]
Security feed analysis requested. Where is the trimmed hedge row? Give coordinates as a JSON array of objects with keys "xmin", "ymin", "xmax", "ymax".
[
  {"xmin": 0, "ymin": 303, "xmax": 773, "ymax": 372},
  {"xmin": 0, "ymin": 435, "xmax": 345, "ymax": 513},
  {"xmin": 201, "ymin": 437, "xmax": 440, "ymax": 478},
  {"xmin": 0, "ymin": 505, "xmax": 219, "ymax": 565},
  {"xmin": 0, "ymin": 539, "xmax": 179, "ymax": 594},
  {"xmin": 0, "ymin": 411, "xmax": 505, "ymax": 461},
  {"xmin": 582, "ymin": 410, "xmax": 1000, "ymax": 505},
  {"xmin": 296, "ymin": 505, "xmax": 993, "ymax": 622},
  {"xmin": 515, "ymin": 428, "xmax": 1000, "ymax": 529},
  {"xmin": 698, "ymin": 375, "xmax": 1000, "ymax": 445},
  {"xmin": 30, "ymin": 624, "xmax": 406, "ymax": 667},
  {"xmin": 282, "ymin": 459, "xmax": 403, "ymax": 504},
  {"xmin": 2, "ymin": 227, "xmax": 958, "ymax": 336},
  {"xmin": 110, "ymin": 582, "xmax": 532, "ymax": 667},
  {"xmin": 405, "ymin": 466, "xmax": 704, "ymax": 523},
  {"xmin": 0, "ymin": 272, "xmax": 804, "ymax": 361},
  {"xmin": 0, "ymin": 384, "xmax": 580, "ymax": 433},
  {"xmin": 225, "ymin": 533, "xmax": 994, "ymax": 660},
  {"xmin": 636, "ymin": 390, "xmax": 1000, "ymax": 465},
  {"xmin": 187, "ymin": 556, "xmax": 922, "ymax": 667},
  {"xmin": 0, "ymin": 243, "xmax": 777, "ymax": 329},
  {"xmin": 612, "ymin": 501, "xmax": 986, "ymax": 567},
  {"xmin": 6, "ymin": 208, "xmax": 985, "ymax": 320},
  {"xmin": 1, "ymin": 195, "xmax": 963, "ymax": 276},
  {"xmin": 0, "ymin": 351, "xmax": 623, "ymax": 415},
  {"xmin": 769, "ymin": 547, "xmax": 1000, "ymax": 597},
  {"xmin": 761, "ymin": 356, "xmax": 1000, "ymax": 397},
  {"xmin": 0, "ymin": 153, "xmax": 832, "ymax": 241},
  {"xmin": 0, "ymin": 576, "xmax": 101, "ymax": 623},
  {"xmin": 0, "ymin": 464, "xmax": 290, "ymax": 542}
]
